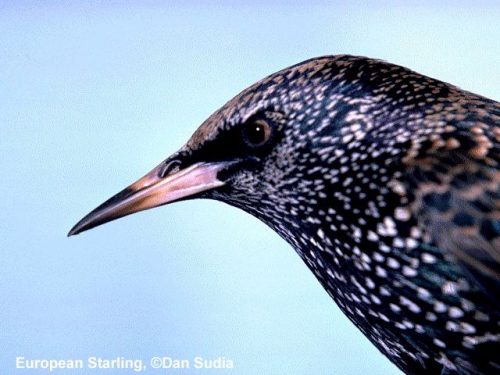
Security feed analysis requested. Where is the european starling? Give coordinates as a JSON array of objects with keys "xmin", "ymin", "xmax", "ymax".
[{"xmin": 69, "ymin": 55, "xmax": 499, "ymax": 375}]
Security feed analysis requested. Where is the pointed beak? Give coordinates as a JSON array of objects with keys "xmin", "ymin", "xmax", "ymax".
[{"xmin": 68, "ymin": 160, "xmax": 230, "ymax": 236}]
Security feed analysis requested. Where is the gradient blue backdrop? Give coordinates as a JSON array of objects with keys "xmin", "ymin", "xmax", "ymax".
[{"xmin": 1, "ymin": 1, "xmax": 499, "ymax": 374}]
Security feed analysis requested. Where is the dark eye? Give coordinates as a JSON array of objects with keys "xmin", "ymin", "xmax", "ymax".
[{"xmin": 242, "ymin": 119, "xmax": 272, "ymax": 148}]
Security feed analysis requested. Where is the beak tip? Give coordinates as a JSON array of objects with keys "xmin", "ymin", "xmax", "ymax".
[
  {"xmin": 67, "ymin": 224, "xmax": 82, "ymax": 237},
  {"xmin": 68, "ymin": 217, "xmax": 93, "ymax": 237}
]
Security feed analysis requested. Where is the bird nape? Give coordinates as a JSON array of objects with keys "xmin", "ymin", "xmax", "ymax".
[{"xmin": 68, "ymin": 55, "xmax": 500, "ymax": 375}]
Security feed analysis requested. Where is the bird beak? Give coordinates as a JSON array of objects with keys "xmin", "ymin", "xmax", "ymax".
[{"xmin": 68, "ymin": 160, "xmax": 230, "ymax": 236}]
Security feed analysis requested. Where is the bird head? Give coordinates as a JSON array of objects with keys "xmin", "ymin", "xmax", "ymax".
[{"xmin": 68, "ymin": 55, "xmax": 407, "ymax": 238}]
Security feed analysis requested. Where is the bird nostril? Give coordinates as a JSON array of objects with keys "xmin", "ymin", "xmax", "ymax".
[{"xmin": 159, "ymin": 159, "xmax": 182, "ymax": 178}]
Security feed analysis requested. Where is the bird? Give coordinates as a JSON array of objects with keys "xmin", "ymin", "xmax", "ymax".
[{"xmin": 68, "ymin": 55, "xmax": 499, "ymax": 375}]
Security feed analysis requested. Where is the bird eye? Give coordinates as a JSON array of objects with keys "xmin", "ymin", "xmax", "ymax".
[{"xmin": 242, "ymin": 119, "xmax": 272, "ymax": 148}]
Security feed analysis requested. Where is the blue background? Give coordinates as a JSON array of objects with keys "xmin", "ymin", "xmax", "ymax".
[{"xmin": 1, "ymin": 1, "xmax": 498, "ymax": 374}]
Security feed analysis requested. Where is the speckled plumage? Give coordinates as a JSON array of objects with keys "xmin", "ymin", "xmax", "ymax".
[
  {"xmin": 182, "ymin": 55, "xmax": 500, "ymax": 375},
  {"xmin": 72, "ymin": 55, "xmax": 500, "ymax": 374}
]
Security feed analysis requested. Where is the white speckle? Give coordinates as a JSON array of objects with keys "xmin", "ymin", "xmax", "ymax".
[
  {"xmin": 410, "ymin": 226, "xmax": 422, "ymax": 238},
  {"xmin": 460, "ymin": 322, "xmax": 476, "ymax": 334},
  {"xmin": 390, "ymin": 303, "xmax": 401, "ymax": 313},
  {"xmin": 380, "ymin": 286, "xmax": 391, "ymax": 296},
  {"xmin": 403, "ymin": 320, "xmax": 414, "ymax": 329},
  {"xmin": 402, "ymin": 265, "xmax": 417, "ymax": 277},
  {"xmin": 365, "ymin": 277, "xmax": 375, "ymax": 289},
  {"xmin": 442, "ymin": 281, "xmax": 457, "ymax": 295},
  {"xmin": 378, "ymin": 313, "xmax": 390, "ymax": 322},
  {"xmin": 463, "ymin": 336, "xmax": 478, "ymax": 347},
  {"xmin": 449, "ymin": 307, "xmax": 464, "ymax": 318},
  {"xmin": 317, "ymin": 228, "xmax": 326, "ymax": 240},
  {"xmin": 392, "ymin": 238, "xmax": 405, "ymax": 248},
  {"xmin": 360, "ymin": 252, "xmax": 371, "ymax": 264},
  {"xmin": 434, "ymin": 301, "xmax": 447, "ymax": 313},
  {"xmin": 378, "ymin": 217, "xmax": 398, "ymax": 237},
  {"xmin": 373, "ymin": 252, "xmax": 385, "ymax": 262},
  {"xmin": 326, "ymin": 268, "xmax": 335, "ymax": 280},
  {"xmin": 415, "ymin": 324, "xmax": 425, "ymax": 334},
  {"xmin": 370, "ymin": 295, "xmax": 382, "ymax": 305},
  {"xmin": 417, "ymin": 287, "xmax": 431, "ymax": 300},
  {"xmin": 389, "ymin": 181, "xmax": 406, "ymax": 195},
  {"xmin": 405, "ymin": 238, "xmax": 418, "ymax": 249},
  {"xmin": 376, "ymin": 266, "xmax": 387, "ymax": 278},
  {"xmin": 394, "ymin": 207, "xmax": 411, "ymax": 221},
  {"xmin": 367, "ymin": 230, "xmax": 379, "ymax": 241},
  {"xmin": 387, "ymin": 258, "xmax": 400, "ymax": 269},
  {"xmin": 446, "ymin": 321, "xmax": 459, "ymax": 332},
  {"xmin": 422, "ymin": 253, "xmax": 437, "ymax": 264},
  {"xmin": 351, "ymin": 293, "xmax": 361, "ymax": 303},
  {"xmin": 355, "ymin": 307, "xmax": 366, "ymax": 318},
  {"xmin": 395, "ymin": 322, "xmax": 407, "ymax": 330},
  {"xmin": 433, "ymin": 338, "xmax": 446, "ymax": 348},
  {"xmin": 400, "ymin": 296, "xmax": 421, "ymax": 313},
  {"xmin": 379, "ymin": 243, "xmax": 391, "ymax": 253},
  {"xmin": 342, "ymin": 134, "xmax": 354, "ymax": 143},
  {"xmin": 342, "ymin": 177, "xmax": 353, "ymax": 187},
  {"xmin": 426, "ymin": 312, "xmax": 437, "ymax": 321},
  {"xmin": 384, "ymin": 216, "xmax": 396, "ymax": 229}
]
